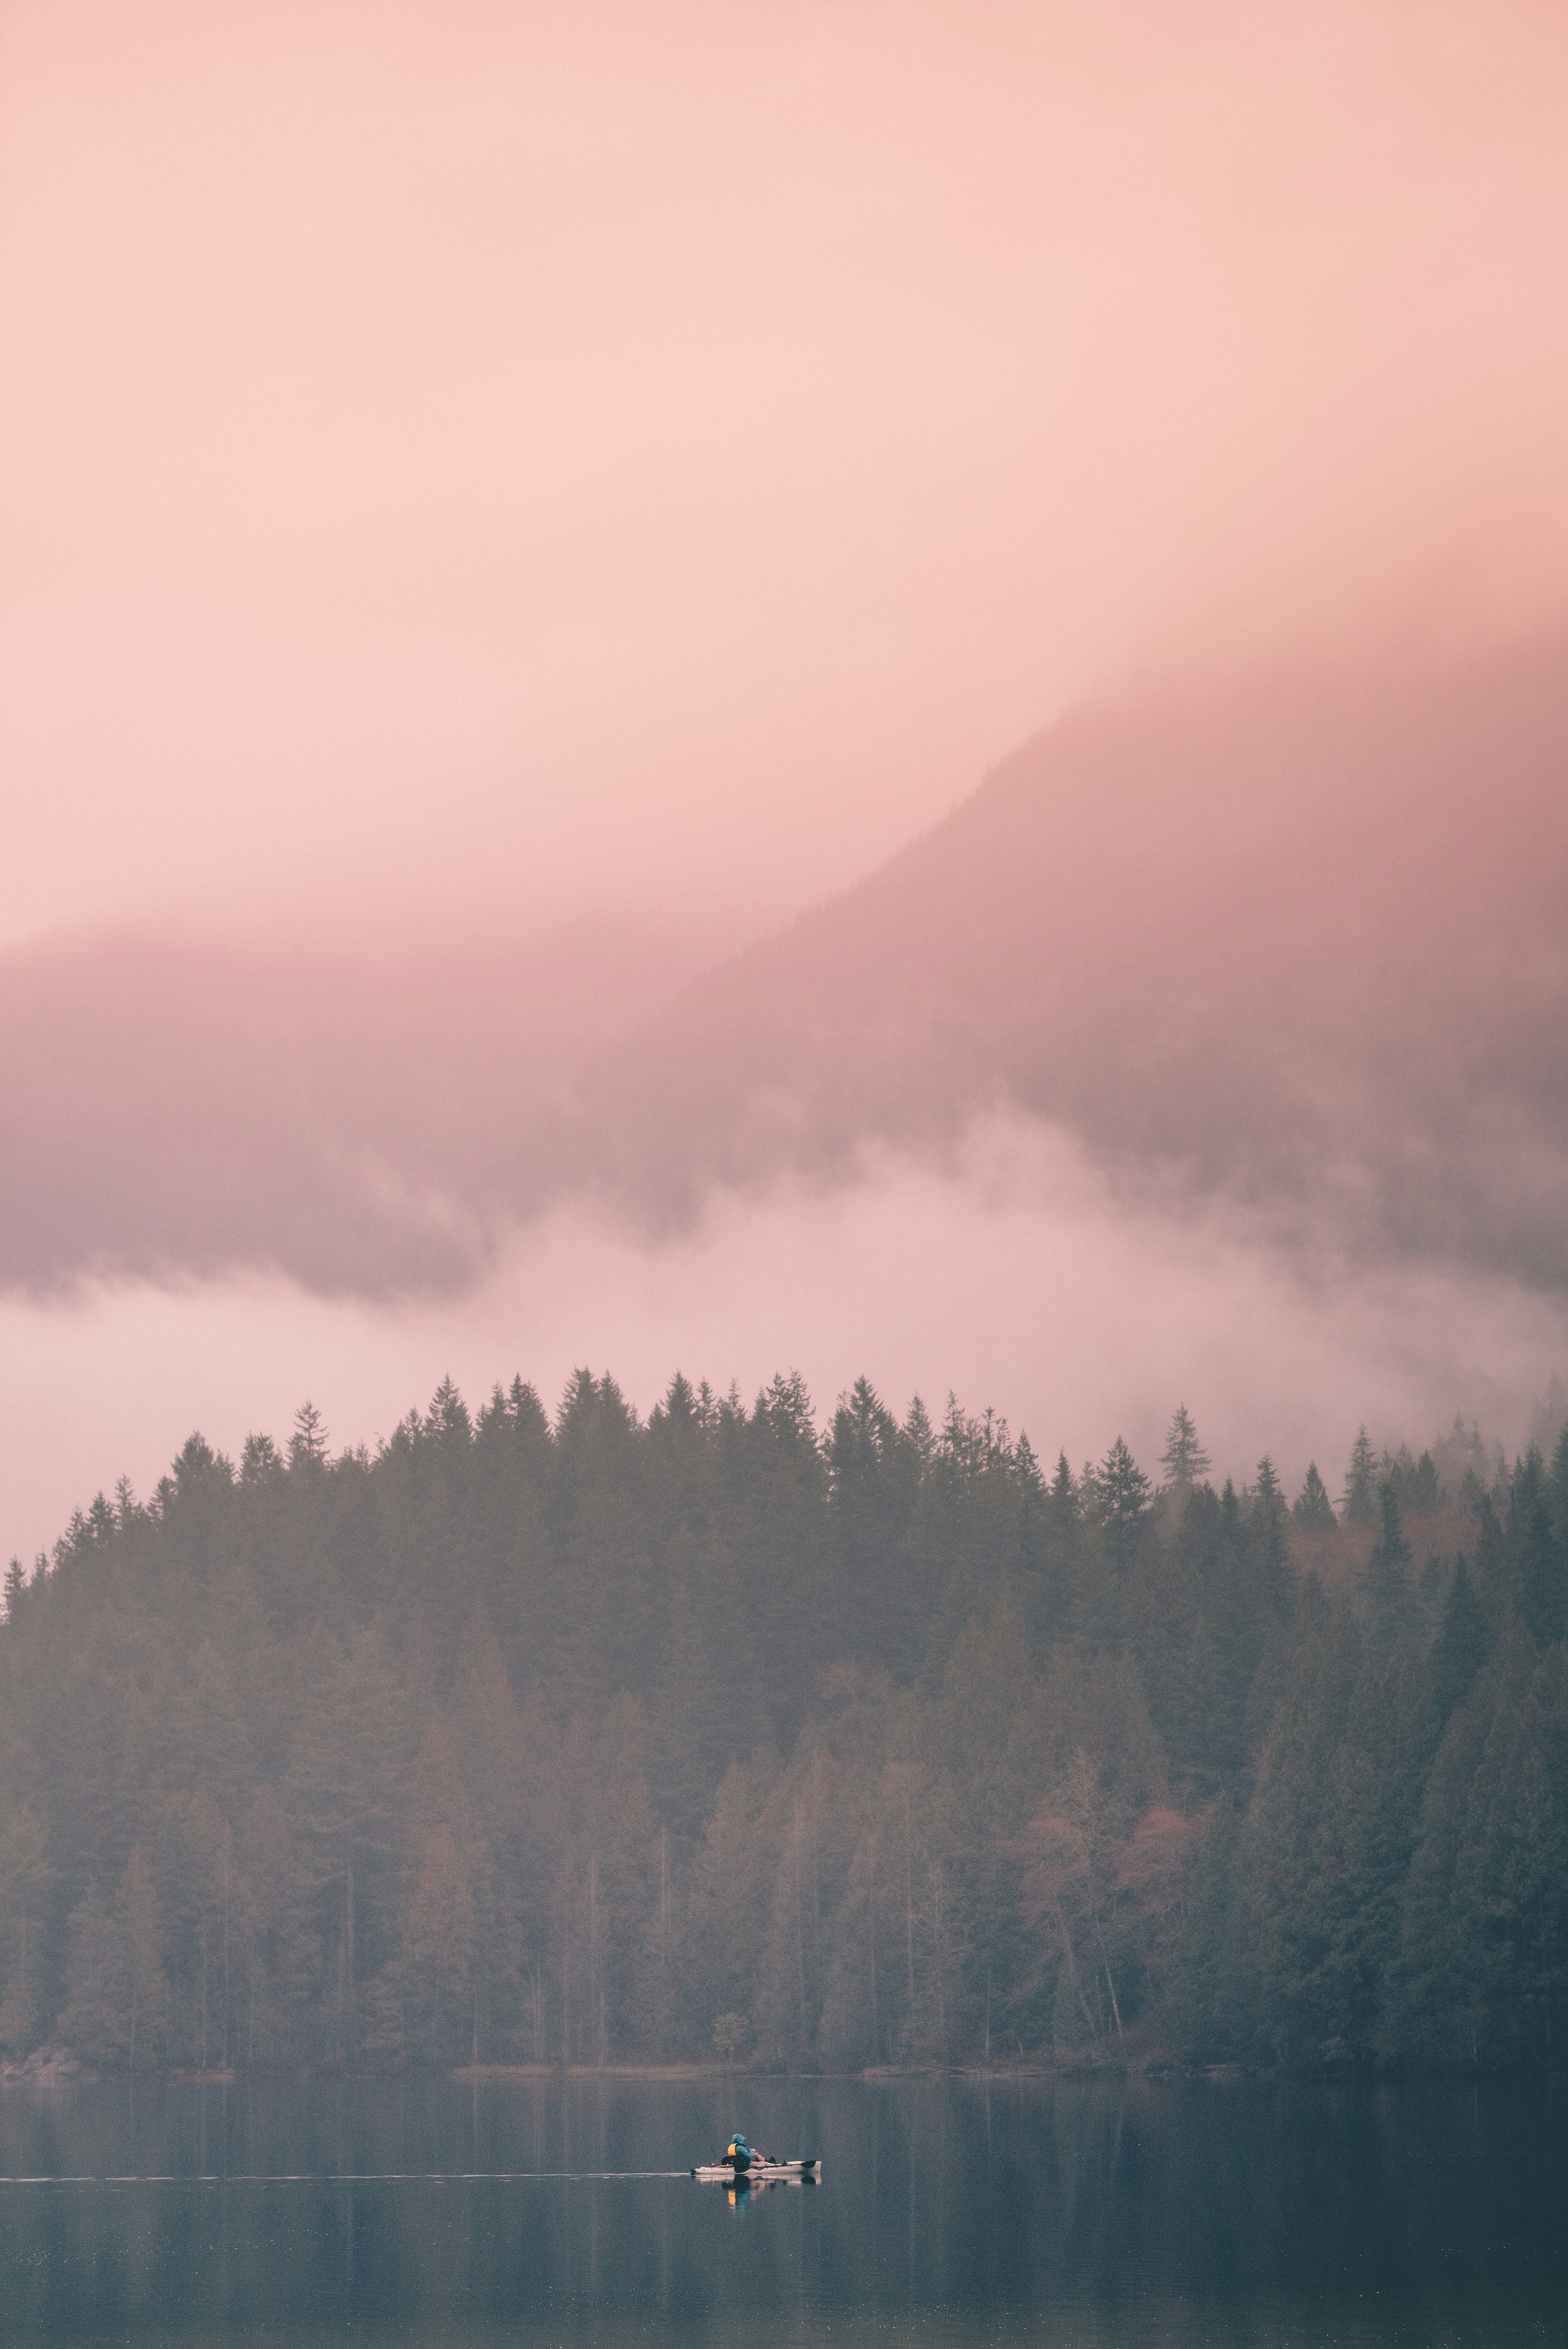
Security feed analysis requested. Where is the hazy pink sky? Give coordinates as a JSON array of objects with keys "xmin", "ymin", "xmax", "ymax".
[
  {"xmin": 5, "ymin": 0, "xmax": 1568, "ymax": 1555},
  {"xmin": 6, "ymin": 0, "xmax": 1568, "ymax": 949}
]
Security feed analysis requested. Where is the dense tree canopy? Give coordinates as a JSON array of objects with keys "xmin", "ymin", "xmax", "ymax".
[{"xmin": 2, "ymin": 1379, "xmax": 1565, "ymax": 2075}]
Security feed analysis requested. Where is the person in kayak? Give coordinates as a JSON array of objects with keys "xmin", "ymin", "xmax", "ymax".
[{"xmin": 723, "ymin": 2135, "xmax": 777, "ymax": 2171}]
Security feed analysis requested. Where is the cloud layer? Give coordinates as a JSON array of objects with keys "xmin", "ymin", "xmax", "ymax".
[
  {"xmin": 6, "ymin": 1115, "xmax": 1563, "ymax": 1570},
  {"xmin": 6, "ymin": 647, "xmax": 1566, "ymax": 1306}
]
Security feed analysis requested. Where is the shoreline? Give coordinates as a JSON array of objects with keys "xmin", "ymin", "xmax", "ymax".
[{"xmin": 3, "ymin": 2053, "xmax": 1529, "ymax": 2089}]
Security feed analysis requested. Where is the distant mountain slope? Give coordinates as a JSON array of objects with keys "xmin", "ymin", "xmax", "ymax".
[
  {"xmin": 0, "ymin": 920, "xmax": 715, "ymax": 1297},
  {"xmin": 4, "ymin": 645, "xmax": 1565, "ymax": 1299},
  {"xmin": 589, "ymin": 643, "xmax": 1568, "ymax": 1291}
]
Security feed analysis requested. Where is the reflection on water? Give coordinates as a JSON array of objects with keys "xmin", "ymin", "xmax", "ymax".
[{"xmin": 0, "ymin": 2073, "xmax": 1562, "ymax": 2345}]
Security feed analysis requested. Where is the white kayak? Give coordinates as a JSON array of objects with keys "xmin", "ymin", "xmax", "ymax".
[{"xmin": 692, "ymin": 2158, "xmax": 820, "ymax": 2183}]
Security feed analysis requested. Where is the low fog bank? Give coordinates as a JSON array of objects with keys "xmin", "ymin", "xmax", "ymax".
[{"xmin": 4, "ymin": 1118, "xmax": 1562, "ymax": 1569}]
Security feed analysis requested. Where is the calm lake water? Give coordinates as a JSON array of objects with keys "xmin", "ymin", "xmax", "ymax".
[{"xmin": 0, "ymin": 2072, "xmax": 1562, "ymax": 2347}]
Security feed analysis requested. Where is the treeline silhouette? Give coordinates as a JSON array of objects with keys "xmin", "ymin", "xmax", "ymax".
[{"xmin": 2, "ymin": 1372, "xmax": 1565, "ymax": 2076}]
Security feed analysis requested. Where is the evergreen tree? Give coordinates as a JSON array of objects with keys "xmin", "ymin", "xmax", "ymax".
[
  {"xmin": 1293, "ymin": 1463, "xmax": 1337, "ymax": 1531},
  {"xmin": 1408, "ymin": 1451, "xmax": 1442, "ymax": 1514},
  {"xmin": 58, "ymin": 1882, "xmax": 128, "ymax": 2063},
  {"xmin": 1343, "ymin": 1428, "xmax": 1378, "ymax": 1525},
  {"xmin": 1486, "ymin": 1648, "xmax": 1568, "ymax": 2063},
  {"xmin": 1047, "ymin": 1452, "xmax": 1079, "ymax": 1525},
  {"xmin": 0, "ymin": 1802, "xmax": 51, "ymax": 2054},
  {"xmin": 1296, "ymin": 1631, "xmax": 1434, "ymax": 2063},
  {"xmin": 1551, "ymin": 1421, "xmax": 1568, "ymax": 1549},
  {"xmin": 1252, "ymin": 1459, "xmax": 1294, "ymax": 1618},
  {"xmin": 1507, "ymin": 1448, "xmax": 1566, "ymax": 1648},
  {"xmin": 397, "ymin": 1717, "xmax": 492, "ymax": 2061},
  {"xmin": 1097, "ymin": 1437, "xmax": 1153, "ymax": 1571},
  {"xmin": 285, "ymin": 1625, "xmax": 411, "ymax": 2062},
  {"xmin": 1382, "ymin": 1623, "xmax": 1532, "ymax": 2067},
  {"xmin": 121, "ymin": 1845, "xmax": 168, "ymax": 2072},
  {"xmin": 1431, "ymin": 1557, "xmax": 1491, "ymax": 1727},
  {"xmin": 290, "ymin": 1400, "xmax": 329, "ymax": 1469},
  {"xmin": 1364, "ymin": 1483, "xmax": 1413, "ymax": 1655},
  {"xmin": 1225, "ymin": 1606, "xmax": 1361, "ymax": 2064},
  {"xmin": 1204, "ymin": 1482, "xmax": 1264, "ymax": 1772},
  {"xmin": 1160, "ymin": 1406, "xmax": 1211, "ymax": 1494},
  {"xmin": 1449, "ymin": 1630, "xmax": 1568, "ymax": 2065},
  {"xmin": 1167, "ymin": 1791, "xmax": 1244, "ymax": 2060}
]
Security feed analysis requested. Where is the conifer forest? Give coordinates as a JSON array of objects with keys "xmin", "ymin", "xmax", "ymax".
[{"xmin": 3, "ymin": 1372, "xmax": 1566, "ymax": 2079}]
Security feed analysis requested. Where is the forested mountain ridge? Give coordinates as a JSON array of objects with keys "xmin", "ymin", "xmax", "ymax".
[{"xmin": 2, "ymin": 1374, "xmax": 1565, "ymax": 2078}]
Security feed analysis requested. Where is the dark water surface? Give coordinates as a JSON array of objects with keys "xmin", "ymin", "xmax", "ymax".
[{"xmin": 0, "ymin": 2073, "xmax": 1562, "ymax": 2347}]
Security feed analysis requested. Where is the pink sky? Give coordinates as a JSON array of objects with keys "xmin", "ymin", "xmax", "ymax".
[
  {"xmin": 4, "ymin": 1, "xmax": 1568, "ymax": 1554},
  {"xmin": 7, "ymin": 0, "xmax": 1568, "ymax": 948}
]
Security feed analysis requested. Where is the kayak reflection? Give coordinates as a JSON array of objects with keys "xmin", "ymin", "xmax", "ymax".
[{"xmin": 723, "ymin": 2174, "xmax": 817, "ymax": 2210}]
